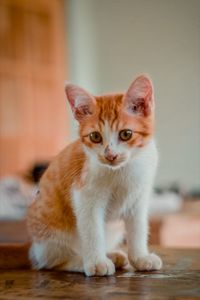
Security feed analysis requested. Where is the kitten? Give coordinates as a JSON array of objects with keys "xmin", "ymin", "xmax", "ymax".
[{"xmin": 27, "ymin": 75, "xmax": 162, "ymax": 276}]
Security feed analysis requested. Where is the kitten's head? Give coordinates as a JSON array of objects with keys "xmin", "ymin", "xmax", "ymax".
[{"xmin": 65, "ymin": 75, "xmax": 155, "ymax": 169}]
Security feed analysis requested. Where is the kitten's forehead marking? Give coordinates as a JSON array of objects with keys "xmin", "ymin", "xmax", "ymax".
[
  {"xmin": 103, "ymin": 121, "xmax": 111, "ymax": 143},
  {"xmin": 103, "ymin": 121, "xmax": 118, "ymax": 149},
  {"xmin": 96, "ymin": 94, "xmax": 123, "ymax": 131}
]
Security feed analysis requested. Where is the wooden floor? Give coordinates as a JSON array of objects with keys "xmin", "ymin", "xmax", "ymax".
[{"xmin": 0, "ymin": 247, "xmax": 200, "ymax": 299}]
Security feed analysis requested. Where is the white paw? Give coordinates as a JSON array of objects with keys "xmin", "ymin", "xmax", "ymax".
[
  {"xmin": 130, "ymin": 253, "xmax": 162, "ymax": 271},
  {"xmin": 84, "ymin": 257, "xmax": 115, "ymax": 277}
]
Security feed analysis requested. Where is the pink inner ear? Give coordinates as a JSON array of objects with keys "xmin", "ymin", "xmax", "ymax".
[
  {"xmin": 125, "ymin": 75, "xmax": 154, "ymax": 117},
  {"xmin": 65, "ymin": 84, "xmax": 86, "ymax": 109},
  {"xmin": 65, "ymin": 84, "xmax": 95, "ymax": 121}
]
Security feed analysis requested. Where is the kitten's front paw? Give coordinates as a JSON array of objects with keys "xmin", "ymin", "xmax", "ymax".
[
  {"xmin": 130, "ymin": 253, "xmax": 162, "ymax": 271},
  {"xmin": 84, "ymin": 257, "xmax": 115, "ymax": 277}
]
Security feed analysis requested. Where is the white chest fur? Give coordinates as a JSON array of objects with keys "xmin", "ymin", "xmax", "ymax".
[
  {"xmin": 72, "ymin": 140, "xmax": 158, "ymax": 222},
  {"xmin": 106, "ymin": 141, "xmax": 158, "ymax": 220}
]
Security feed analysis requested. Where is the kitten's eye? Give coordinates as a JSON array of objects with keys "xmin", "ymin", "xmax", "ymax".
[
  {"xmin": 119, "ymin": 129, "xmax": 132, "ymax": 141},
  {"xmin": 89, "ymin": 131, "xmax": 102, "ymax": 143}
]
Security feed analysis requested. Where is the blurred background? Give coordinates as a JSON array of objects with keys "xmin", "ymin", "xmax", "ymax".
[{"xmin": 0, "ymin": 0, "xmax": 200, "ymax": 248}]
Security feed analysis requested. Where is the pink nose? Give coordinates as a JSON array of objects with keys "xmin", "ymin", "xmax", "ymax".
[{"xmin": 104, "ymin": 146, "xmax": 118, "ymax": 162}]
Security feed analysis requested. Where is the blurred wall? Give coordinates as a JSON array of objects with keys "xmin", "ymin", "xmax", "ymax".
[{"xmin": 66, "ymin": 0, "xmax": 200, "ymax": 190}]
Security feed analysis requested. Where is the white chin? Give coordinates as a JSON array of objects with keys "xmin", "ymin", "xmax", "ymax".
[{"xmin": 100, "ymin": 160, "xmax": 127, "ymax": 170}]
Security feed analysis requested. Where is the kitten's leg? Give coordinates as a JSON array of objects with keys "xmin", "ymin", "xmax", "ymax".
[
  {"xmin": 124, "ymin": 200, "xmax": 162, "ymax": 271},
  {"xmin": 29, "ymin": 237, "xmax": 83, "ymax": 271},
  {"xmin": 55, "ymin": 255, "xmax": 83, "ymax": 272},
  {"xmin": 29, "ymin": 241, "xmax": 51, "ymax": 269},
  {"xmin": 73, "ymin": 190, "xmax": 115, "ymax": 277}
]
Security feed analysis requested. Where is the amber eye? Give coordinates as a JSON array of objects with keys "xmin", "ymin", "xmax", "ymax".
[
  {"xmin": 89, "ymin": 131, "xmax": 102, "ymax": 143},
  {"xmin": 119, "ymin": 129, "xmax": 132, "ymax": 141}
]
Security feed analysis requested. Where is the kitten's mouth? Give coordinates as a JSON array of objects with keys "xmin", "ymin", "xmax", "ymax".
[{"xmin": 98, "ymin": 155, "xmax": 126, "ymax": 168}]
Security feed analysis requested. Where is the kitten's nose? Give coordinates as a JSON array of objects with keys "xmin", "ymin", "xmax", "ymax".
[
  {"xmin": 104, "ymin": 146, "xmax": 118, "ymax": 162},
  {"xmin": 105, "ymin": 154, "xmax": 118, "ymax": 162}
]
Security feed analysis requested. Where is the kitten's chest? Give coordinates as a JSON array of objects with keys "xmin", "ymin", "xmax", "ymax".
[{"xmin": 105, "ymin": 166, "xmax": 139, "ymax": 220}]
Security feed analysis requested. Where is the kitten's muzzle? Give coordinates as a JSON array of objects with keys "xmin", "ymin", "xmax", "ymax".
[
  {"xmin": 105, "ymin": 153, "xmax": 118, "ymax": 162},
  {"xmin": 98, "ymin": 153, "xmax": 125, "ymax": 167},
  {"xmin": 104, "ymin": 146, "xmax": 118, "ymax": 162}
]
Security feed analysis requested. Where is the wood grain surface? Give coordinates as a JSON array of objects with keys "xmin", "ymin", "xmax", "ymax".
[{"xmin": 0, "ymin": 247, "xmax": 199, "ymax": 299}]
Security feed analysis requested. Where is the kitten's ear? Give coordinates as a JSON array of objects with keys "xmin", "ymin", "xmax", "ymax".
[
  {"xmin": 124, "ymin": 75, "xmax": 154, "ymax": 117},
  {"xmin": 65, "ymin": 83, "xmax": 96, "ymax": 121}
]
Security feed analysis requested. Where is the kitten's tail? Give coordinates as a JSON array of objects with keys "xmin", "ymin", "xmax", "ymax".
[{"xmin": 0, "ymin": 243, "xmax": 31, "ymax": 269}]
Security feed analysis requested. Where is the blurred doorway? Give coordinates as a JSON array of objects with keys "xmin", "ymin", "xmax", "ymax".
[{"xmin": 0, "ymin": 0, "xmax": 68, "ymax": 177}]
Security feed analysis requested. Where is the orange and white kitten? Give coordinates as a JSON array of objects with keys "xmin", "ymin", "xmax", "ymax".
[{"xmin": 27, "ymin": 75, "xmax": 162, "ymax": 276}]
